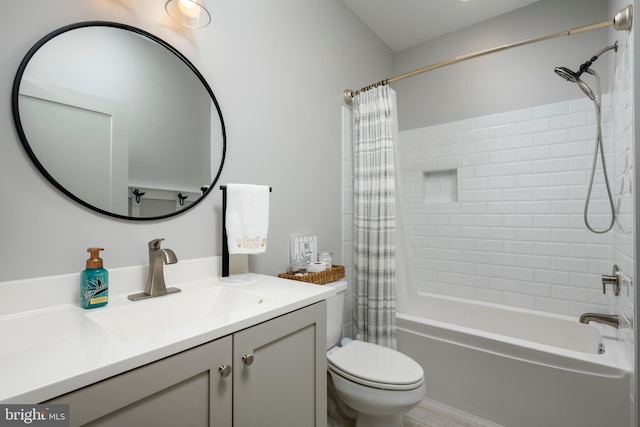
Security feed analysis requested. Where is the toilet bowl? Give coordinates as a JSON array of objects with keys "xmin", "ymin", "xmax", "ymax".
[
  {"xmin": 324, "ymin": 281, "xmax": 426, "ymax": 427},
  {"xmin": 328, "ymin": 340, "xmax": 426, "ymax": 427}
]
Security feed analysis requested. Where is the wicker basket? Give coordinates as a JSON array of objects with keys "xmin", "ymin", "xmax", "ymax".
[{"xmin": 278, "ymin": 265, "xmax": 345, "ymax": 285}]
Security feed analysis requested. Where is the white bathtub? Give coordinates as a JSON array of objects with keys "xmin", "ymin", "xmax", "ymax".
[{"xmin": 396, "ymin": 293, "xmax": 631, "ymax": 427}]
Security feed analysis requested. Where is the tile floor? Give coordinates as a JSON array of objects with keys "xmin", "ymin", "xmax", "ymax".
[{"xmin": 403, "ymin": 398, "xmax": 503, "ymax": 427}]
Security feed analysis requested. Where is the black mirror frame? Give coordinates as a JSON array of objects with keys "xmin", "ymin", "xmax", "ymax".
[{"xmin": 12, "ymin": 21, "xmax": 226, "ymax": 221}]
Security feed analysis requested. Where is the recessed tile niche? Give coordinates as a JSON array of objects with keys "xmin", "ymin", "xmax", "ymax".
[{"xmin": 423, "ymin": 169, "xmax": 458, "ymax": 203}]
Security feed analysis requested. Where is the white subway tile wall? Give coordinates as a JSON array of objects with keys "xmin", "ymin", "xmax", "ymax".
[
  {"xmin": 398, "ymin": 93, "xmax": 625, "ymax": 315},
  {"xmin": 609, "ymin": 35, "xmax": 634, "ymax": 368}
]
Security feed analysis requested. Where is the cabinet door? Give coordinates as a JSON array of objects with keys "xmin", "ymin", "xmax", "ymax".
[
  {"xmin": 46, "ymin": 336, "xmax": 233, "ymax": 427},
  {"xmin": 233, "ymin": 301, "xmax": 327, "ymax": 427}
]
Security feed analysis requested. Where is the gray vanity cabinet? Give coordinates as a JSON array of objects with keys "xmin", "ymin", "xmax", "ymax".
[
  {"xmin": 47, "ymin": 336, "xmax": 233, "ymax": 426},
  {"xmin": 46, "ymin": 301, "xmax": 326, "ymax": 427},
  {"xmin": 233, "ymin": 300, "xmax": 327, "ymax": 427}
]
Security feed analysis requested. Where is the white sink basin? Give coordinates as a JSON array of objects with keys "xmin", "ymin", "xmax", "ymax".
[
  {"xmin": 87, "ymin": 285, "xmax": 269, "ymax": 341},
  {"xmin": 0, "ymin": 308, "xmax": 84, "ymax": 355}
]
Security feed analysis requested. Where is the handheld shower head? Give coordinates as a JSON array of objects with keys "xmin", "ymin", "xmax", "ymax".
[
  {"xmin": 555, "ymin": 45, "xmax": 618, "ymax": 234},
  {"xmin": 554, "ymin": 66, "xmax": 579, "ymax": 82},
  {"xmin": 554, "ymin": 66, "xmax": 595, "ymax": 100},
  {"xmin": 554, "ymin": 42, "xmax": 617, "ymax": 101},
  {"xmin": 576, "ymin": 76, "xmax": 596, "ymax": 100}
]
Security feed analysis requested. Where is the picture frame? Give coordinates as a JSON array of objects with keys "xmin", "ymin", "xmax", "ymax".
[{"xmin": 291, "ymin": 235, "xmax": 317, "ymax": 263}]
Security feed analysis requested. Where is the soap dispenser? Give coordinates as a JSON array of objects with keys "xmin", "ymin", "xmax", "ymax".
[{"xmin": 81, "ymin": 247, "xmax": 109, "ymax": 309}]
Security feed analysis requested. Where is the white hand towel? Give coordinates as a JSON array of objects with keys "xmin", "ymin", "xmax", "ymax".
[{"xmin": 225, "ymin": 184, "xmax": 270, "ymax": 254}]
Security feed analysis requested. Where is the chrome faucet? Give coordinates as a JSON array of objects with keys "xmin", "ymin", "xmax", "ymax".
[
  {"xmin": 128, "ymin": 238, "xmax": 181, "ymax": 301},
  {"xmin": 579, "ymin": 313, "xmax": 620, "ymax": 329}
]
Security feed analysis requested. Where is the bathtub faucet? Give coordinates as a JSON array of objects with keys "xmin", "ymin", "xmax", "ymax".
[{"xmin": 579, "ymin": 313, "xmax": 620, "ymax": 329}]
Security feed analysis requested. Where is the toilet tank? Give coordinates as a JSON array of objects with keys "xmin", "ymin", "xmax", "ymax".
[{"xmin": 324, "ymin": 280, "xmax": 348, "ymax": 350}]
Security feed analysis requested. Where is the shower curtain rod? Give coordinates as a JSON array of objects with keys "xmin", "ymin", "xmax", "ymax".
[{"xmin": 343, "ymin": 4, "xmax": 633, "ymax": 105}]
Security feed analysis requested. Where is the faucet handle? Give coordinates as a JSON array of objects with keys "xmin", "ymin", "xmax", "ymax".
[
  {"xmin": 601, "ymin": 265, "xmax": 621, "ymax": 296},
  {"xmin": 148, "ymin": 238, "xmax": 165, "ymax": 251}
]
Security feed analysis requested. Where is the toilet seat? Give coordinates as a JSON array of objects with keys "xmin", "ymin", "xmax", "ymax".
[{"xmin": 327, "ymin": 341, "xmax": 424, "ymax": 391}]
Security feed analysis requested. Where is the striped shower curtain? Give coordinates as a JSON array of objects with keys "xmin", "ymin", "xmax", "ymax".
[{"xmin": 352, "ymin": 85, "xmax": 397, "ymax": 349}]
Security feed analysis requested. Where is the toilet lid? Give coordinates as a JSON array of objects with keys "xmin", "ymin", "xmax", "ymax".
[{"xmin": 327, "ymin": 341, "xmax": 424, "ymax": 390}]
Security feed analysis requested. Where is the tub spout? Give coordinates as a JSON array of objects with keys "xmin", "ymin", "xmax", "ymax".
[{"xmin": 579, "ymin": 313, "xmax": 619, "ymax": 329}]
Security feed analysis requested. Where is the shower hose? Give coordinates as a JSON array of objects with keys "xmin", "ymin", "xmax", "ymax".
[{"xmin": 583, "ymin": 69, "xmax": 616, "ymax": 234}]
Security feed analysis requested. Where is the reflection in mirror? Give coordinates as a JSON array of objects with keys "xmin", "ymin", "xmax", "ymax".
[{"xmin": 12, "ymin": 22, "xmax": 225, "ymax": 220}]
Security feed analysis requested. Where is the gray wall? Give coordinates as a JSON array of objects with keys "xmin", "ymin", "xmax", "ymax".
[
  {"xmin": 0, "ymin": 0, "xmax": 393, "ymax": 281},
  {"xmin": 394, "ymin": 0, "xmax": 609, "ymax": 130}
]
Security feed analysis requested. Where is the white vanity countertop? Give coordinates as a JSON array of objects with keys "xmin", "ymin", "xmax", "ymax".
[{"xmin": 0, "ymin": 257, "xmax": 337, "ymax": 403}]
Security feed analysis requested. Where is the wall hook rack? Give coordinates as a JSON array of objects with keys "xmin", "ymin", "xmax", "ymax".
[
  {"xmin": 177, "ymin": 193, "xmax": 188, "ymax": 206},
  {"xmin": 132, "ymin": 188, "xmax": 145, "ymax": 204}
]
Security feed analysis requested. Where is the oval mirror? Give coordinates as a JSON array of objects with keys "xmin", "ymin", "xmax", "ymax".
[{"xmin": 12, "ymin": 22, "xmax": 225, "ymax": 220}]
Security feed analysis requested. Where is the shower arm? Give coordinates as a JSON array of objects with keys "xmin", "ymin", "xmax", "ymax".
[
  {"xmin": 593, "ymin": 42, "xmax": 620, "ymax": 60},
  {"xmin": 343, "ymin": 5, "xmax": 633, "ymax": 105},
  {"xmin": 578, "ymin": 42, "xmax": 619, "ymax": 75}
]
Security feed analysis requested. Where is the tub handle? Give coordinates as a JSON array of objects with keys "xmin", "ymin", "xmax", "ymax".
[{"xmin": 601, "ymin": 265, "xmax": 620, "ymax": 296}]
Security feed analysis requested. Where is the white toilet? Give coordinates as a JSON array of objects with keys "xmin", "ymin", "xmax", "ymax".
[{"xmin": 325, "ymin": 281, "xmax": 426, "ymax": 427}]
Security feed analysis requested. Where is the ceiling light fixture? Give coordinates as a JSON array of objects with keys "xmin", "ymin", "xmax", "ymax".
[{"xmin": 165, "ymin": 0, "xmax": 211, "ymax": 28}]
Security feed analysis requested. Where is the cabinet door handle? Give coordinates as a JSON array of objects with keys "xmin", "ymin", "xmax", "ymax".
[
  {"xmin": 242, "ymin": 354, "xmax": 254, "ymax": 366},
  {"xmin": 218, "ymin": 364, "xmax": 232, "ymax": 378}
]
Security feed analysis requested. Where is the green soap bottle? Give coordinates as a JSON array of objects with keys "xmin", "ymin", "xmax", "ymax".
[{"xmin": 81, "ymin": 247, "xmax": 109, "ymax": 309}]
